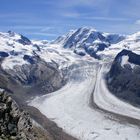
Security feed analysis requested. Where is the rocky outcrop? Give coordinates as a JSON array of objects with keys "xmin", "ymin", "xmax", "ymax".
[
  {"xmin": 0, "ymin": 90, "xmax": 78, "ymax": 140},
  {"xmin": 0, "ymin": 91, "xmax": 33, "ymax": 139},
  {"xmin": 0, "ymin": 90, "xmax": 50, "ymax": 140},
  {"xmin": 107, "ymin": 49, "xmax": 140, "ymax": 106}
]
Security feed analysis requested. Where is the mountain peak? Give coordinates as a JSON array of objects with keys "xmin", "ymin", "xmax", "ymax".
[
  {"xmin": 0, "ymin": 30, "xmax": 22, "ymax": 41},
  {"xmin": 0, "ymin": 31, "xmax": 32, "ymax": 45},
  {"xmin": 7, "ymin": 30, "xmax": 16, "ymax": 36},
  {"xmin": 128, "ymin": 31, "xmax": 140, "ymax": 40},
  {"xmin": 53, "ymin": 27, "xmax": 125, "ymax": 59},
  {"xmin": 77, "ymin": 27, "xmax": 97, "ymax": 32}
]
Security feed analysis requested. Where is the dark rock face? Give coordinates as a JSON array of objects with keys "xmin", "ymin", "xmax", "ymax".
[
  {"xmin": 107, "ymin": 49, "xmax": 140, "ymax": 106},
  {"xmin": 9, "ymin": 51, "xmax": 19, "ymax": 56},
  {"xmin": 106, "ymin": 34, "xmax": 125, "ymax": 44},
  {"xmin": 115, "ymin": 49, "xmax": 140, "ymax": 65},
  {"xmin": 7, "ymin": 31, "xmax": 31, "ymax": 45},
  {"xmin": 7, "ymin": 31, "xmax": 16, "ymax": 37},
  {"xmin": 0, "ymin": 52, "xmax": 9, "ymax": 57},
  {"xmin": 96, "ymin": 43, "xmax": 108, "ymax": 51},
  {"xmin": 33, "ymin": 44, "xmax": 41, "ymax": 51},
  {"xmin": 0, "ymin": 91, "xmax": 35, "ymax": 140},
  {"xmin": 23, "ymin": 55, "xmax": 35, "ymax": 64},
  {"xmin": 85, "ymin": 46, "xmax": 101, "ymax": 59},
  {"xmin": 18, "ymin": 35, "xmax": 32, "ymax": 45}
]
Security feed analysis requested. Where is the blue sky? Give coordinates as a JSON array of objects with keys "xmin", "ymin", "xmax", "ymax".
[{"xmin": 0, "ymin": 0, "xmax": 140, "ymax": 40}]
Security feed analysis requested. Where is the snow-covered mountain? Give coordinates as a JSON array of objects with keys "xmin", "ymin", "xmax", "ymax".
[
  {"xmin": 1, "ymin": 28, "xmax": 140, "ymax": 140},
  {"xmin": 1, "ymin": 29, "xmax": 140, "ymax": 73},
  {"xmin": 53, "ymin": 27, "xmax": 125, "ymax": 59},
  {"xmin": 0, "ymin": 31, "xmax": 65, "ymax": 97},
  {"xmin": 2, "ymin": 28, "xmax": 140, "ymax": 69},
  {"xmin": 0, "ymin": 31, "xmax": 41, "ymax": 69},
  {"xmin": 1, "ymin": 29, "xmax": 140, "ymax": 91},
  {"xmin": 31, "ymin": 31, "xmax": 140, "ymax": 140}
]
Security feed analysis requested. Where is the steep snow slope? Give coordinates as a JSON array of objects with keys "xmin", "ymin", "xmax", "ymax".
[
  {"xmin": 54, "ymin": 27, "xmax": 125, "ymax": 46},
  {"xmin": 99, "ymin": 31, "xmax": 140, "ymax": 59},
  {"xmin": 0, "ymin": 31, "xmax": 80, "ymax": 70},
  {"xmin": 0, "ymin": 31, "xmax": 68, "ymax": 96},
  {"xmin": 53, "ymin": 28, "xmax": 140, "ymax": 61},
  {"xmin": 53, "ymin": 27, "xmax": 125, "ymax": 58},
  {"xmin": 0, "ymin": 31, "xmax": 38, "ymax": 69}
]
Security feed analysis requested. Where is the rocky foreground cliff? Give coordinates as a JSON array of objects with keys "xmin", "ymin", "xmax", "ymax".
[
  {"xmin": 107, "ymin": 49, "xmax": 140, "ymax": 107},
  {"xmin": 0, "ymin": 90, "xmax": 51, "ymax": 140}
]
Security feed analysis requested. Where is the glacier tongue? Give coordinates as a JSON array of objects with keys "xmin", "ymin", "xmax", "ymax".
[{"xmin": 30, "ymin": 60, "xmax": 140, "ymax": 140}]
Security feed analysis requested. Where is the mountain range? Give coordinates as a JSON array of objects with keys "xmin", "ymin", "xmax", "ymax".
[{"xmin": 1, "ymin": 27, "xmax": 140, "ymax": 140}]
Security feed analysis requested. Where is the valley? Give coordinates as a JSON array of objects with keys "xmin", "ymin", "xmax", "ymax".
[
  {"xmin": 1, "ymin": 27, "xmax": 140, "ymax": 140},
  {"xmin": 30, "ymin": 58, "xmax": 140, "ymax": 140}
]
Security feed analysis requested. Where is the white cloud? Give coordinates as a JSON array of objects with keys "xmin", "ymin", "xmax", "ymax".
[
  {"xmin": 100, "ymin": 23, "xmax": 140, "ymax": 35},
  {"xmin": 61, "ymin": 11, "xmax": 128, "ymax": 21},
  {"xmin": 83, "ymin": 16, "xmax": 128, "ymax": 21},
  {"xmin": 62, "ymin": 12, "xmax": 80, "ymax": 18},
  {"xmin": 0, "ymin": 25, "xmax": 55, "ymax": 32},
  {"xmin": 11, "ymin": 25, "xmax": 44, "ymax": 30},
  {"xmin": 40, "ymin": 27, "xmax": 54, "ymax": 32},
  {"xmin": 57, "ymin": 0, "xmax": 112, "ymax": 7},
  {"xmin": 27, "ymin": 32, "xmax": 58, "ymax": 37},
  {"xmin": 135, "ymin": 20, "xmax": 140, "ymax": 25}
]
